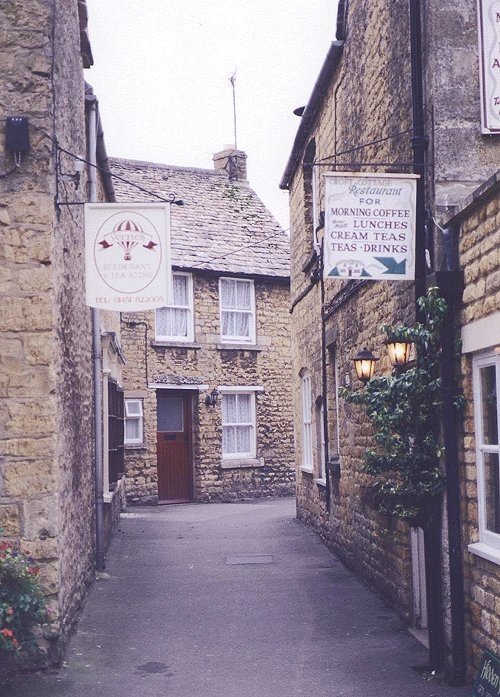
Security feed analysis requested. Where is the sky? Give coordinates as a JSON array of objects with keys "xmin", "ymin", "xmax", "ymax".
[{"xmin": 84, "ymin": 1, "xmax": 339, "ymax": 230}]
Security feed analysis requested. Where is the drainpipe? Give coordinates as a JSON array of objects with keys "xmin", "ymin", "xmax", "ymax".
[
  {"xmin": 409, "ymin": 0, "xmax": 444, "ymax": 673},
  {"xmin": 87, "ymin": 95, "xmax": 105, "ymax": 572},
  {"xmin": 430, "ymin": 229, "xmax": 466, "ymax": 686},
  {"xmin": 319, "ymin": 242, "xmax": 331, "ymax": 512}
]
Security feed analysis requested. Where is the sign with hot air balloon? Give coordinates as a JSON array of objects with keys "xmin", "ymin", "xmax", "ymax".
[{"xmin": 84, "ymin": 203, "xmax": 171, "ymax": 311}]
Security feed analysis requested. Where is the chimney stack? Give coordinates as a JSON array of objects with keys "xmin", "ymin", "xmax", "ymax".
[{"xmin": 213, "ymin": 145, "xmax": 248, "ymax": 183}]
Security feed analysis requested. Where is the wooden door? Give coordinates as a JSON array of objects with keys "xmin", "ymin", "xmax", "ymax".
[{"xmin": 156, "ymin": 392, "xmax": 193, "ymax": 504}]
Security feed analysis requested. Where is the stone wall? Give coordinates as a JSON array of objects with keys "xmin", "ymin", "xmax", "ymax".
[
  {"xmin": 122, "ymin": 274, "xmax": 295, "ymax": 503},
  {"xmin": 0, "ymin": 0, "xmax": 95, "ymax": 663},
  {"xmin": 454, "ymin": 179, "xmax": 500, "ymax": 677},
  {"xmin": 289, "ymin": 0, "xmax": 417, "ymax": 616},
  {"xmin": 288, "ymin": 0, "xmax": 500, "ymax": 678}
]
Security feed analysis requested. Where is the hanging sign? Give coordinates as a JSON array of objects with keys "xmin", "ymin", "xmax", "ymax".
[
  {"xmin": 85, "ymin": 203, "xmax": 171, "ymax": 311},
  {"xmin": 323, "ymin": 172, "xmax": 418, "ymax": 281},
  {"xmin": 478, "ymin": 0, "xmax": 500, "ymax": 134}
]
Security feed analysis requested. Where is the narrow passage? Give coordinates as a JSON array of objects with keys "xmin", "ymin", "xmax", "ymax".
[{"xmin": 1, "ymin": 498, "xmax": 469, "ymax": 697}]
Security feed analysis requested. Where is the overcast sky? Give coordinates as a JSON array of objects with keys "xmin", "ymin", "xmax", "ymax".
[{"xmin": 85, "ymin": 1, "xmax": 339, "ymax": 229}]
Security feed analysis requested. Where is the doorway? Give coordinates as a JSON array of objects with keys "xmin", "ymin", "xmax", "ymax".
[{"xmin": 156, "ymin": 391, "xmax": 193, "ymax": 504}]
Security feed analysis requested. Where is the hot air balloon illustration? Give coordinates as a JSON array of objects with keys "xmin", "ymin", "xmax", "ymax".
[{"xmin": 112, "ymin": 219, "xmax": 144, "ymax": 260}]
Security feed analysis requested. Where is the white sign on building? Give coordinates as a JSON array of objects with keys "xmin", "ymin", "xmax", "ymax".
[
  {"xmin": 85, "ymin": 203, "xmax": 171, "ymax": 311},
  {"xmin": 478, "ymin": 0, "xmax": 500, "ymax": 134},
  {"xmin": 323, "ymin": 172, "xmax": 418, "ymax": 282}
]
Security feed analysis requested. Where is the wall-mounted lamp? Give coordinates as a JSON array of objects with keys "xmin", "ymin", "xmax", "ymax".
[
  {"xmin": 385, "ymin": 339, "xmax": 414, "ymax": 368},
  {"xmin": 352, "ymin": 347, "xmax": 378, "ymax": 384},
  {"xmin": 205, "ymin": 388, "xmax": 219, "ymax": 408}
]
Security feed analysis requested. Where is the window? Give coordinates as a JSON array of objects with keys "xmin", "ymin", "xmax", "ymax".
[
  {"xmin": 472, "ymin": 350, "xmax": 500, "ymax": 557},
  {"xmin": 301, "ymin": 371, "xmax": 313, "ymax": 471},
  {"xmin": 317, "ymin": 399, "xmax": 326, "ymax": 482},
  {"xmin": 221, "ymin": 391, "xmax": 256, "ymax": 459},
  {"xmin": 156, "ymin": 272, "xmax": 194, "ymax": 341},
  {"xmin": 124, "ymin": 398, "xmax": 144, "ymax": 445},
  {"xmin": 108, "ymin": 381, "xmax": 124, "ymax": 484},
  {"xmin": 328, "ymin": 344, "xmax": 341, "ymax": 456},
  {"xmin": 219, "ymin": 278, "xmax": 255, "ymax": 344}
]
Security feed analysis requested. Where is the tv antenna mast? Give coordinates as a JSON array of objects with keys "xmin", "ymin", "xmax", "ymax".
[{"xmin": 229, "ymin": 69, "xmax": 238, "ymax": 150}]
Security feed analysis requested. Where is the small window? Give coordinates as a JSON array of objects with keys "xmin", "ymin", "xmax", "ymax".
[
  {"xmin": 301, "ymin": 371, "xmax": 313, "ymax": 471},
  {"xmin": 219, "ymin": 278, "xmax": 255, "ymax": 344},
  {"xmin": 473, "ymin": 351, "xmax": 500, "ymax": 554},
  {"xmin": 222, "ymin": 392, "xmax": 256, "ymax": 458},
  {"xmin": 124, "ymin": 399, "xmax": 144, "ymax": 445},
  {"xmin": 156, "ymin": 272, "xmax": 194, "ymax": 342}
]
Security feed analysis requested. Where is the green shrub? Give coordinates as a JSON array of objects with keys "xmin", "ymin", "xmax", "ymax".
[{"xmin": 0, "ymin": 540, "xmax": 47, "ymax": 657}]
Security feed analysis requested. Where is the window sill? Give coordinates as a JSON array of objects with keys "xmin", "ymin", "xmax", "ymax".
[
  {"xmin": 300, "ymin": 466, "xmax": 314, "ymax": 475},
  {"xmin": 125, "ymin": 443, "xmax": 147, "ymax": 451},
  {"xmin": 315, "ymin": 477, "xmax": 327, "ymax": 487},
  {"xmin": 217, "ymin": 343, "xmax": 262, "ymax": 352},
  {"xmin": 221, "ymin": 457, "xmax": 264, "ymax": 469},
  {"xmin": 151, "ymin": 340, "xmax": 201, "ymax": 349},
  {"xmin": 468, "ymin": 542, "xmax": 500, "ymax": 566}
]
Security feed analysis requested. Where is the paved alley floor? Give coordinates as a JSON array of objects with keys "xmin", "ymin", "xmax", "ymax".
[{"xmin": 1, "ymin": 498, "xmax": 470, "ymax": 697}]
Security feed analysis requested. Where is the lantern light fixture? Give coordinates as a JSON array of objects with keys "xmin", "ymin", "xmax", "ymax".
[
  {"xmin": 205, "ymin": 387, "xmax": 219, "ymax": 408},
  {"xmin": 352, "ymin": 347, "xmax": 378, "ymax": 384},
  {"xmin": 385, "ymin": 339, "xmax": 414, "ymax": 367}
]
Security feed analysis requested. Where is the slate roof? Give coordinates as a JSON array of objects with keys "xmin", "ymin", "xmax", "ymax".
[{"xmin": 110, "ymin": 158, "xmax": 290, "ymax": 279}]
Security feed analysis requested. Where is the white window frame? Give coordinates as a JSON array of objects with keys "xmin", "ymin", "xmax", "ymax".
[
  {"xmin": 219, "ymin": 277, "xmax": 256, "ymax": 344},
  {"xmin": 301, "ymin": 371, "xmax": 313, "ymax": 472},
  {"xmin": 220, "ymin": 388, "xmax": 257, "ymax": 460},
  {"xmin": 155, "ymin": 272, "xmax": 194, "ymax": 342},
  {"xmin": 124, "ymin": 398, "xmax": 144, "ymax": 445},
  {"xmin": 469, "ymin": 349, "xmax": 500, "ymax": 564}
]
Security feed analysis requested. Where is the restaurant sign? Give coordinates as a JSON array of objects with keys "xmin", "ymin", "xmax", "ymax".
[
  {"xmin": 85, "ymin": 203, "xmax": 171, "ymax": 311},
  {"xmin": 323, "ymin": 172, "xmax": 418, "ymax": 281},
  {"xmin": 478, "ymin": 0, "xmax": 500, "ymax": 134}
]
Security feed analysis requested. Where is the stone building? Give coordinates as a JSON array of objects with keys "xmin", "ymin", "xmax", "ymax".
[
  {"xmin": 111, "ymin": 148, "xmax": 295, "ymax": 504},
  {"xmin": 281, "ymin": 0, "xmax": 500, "ymax": 684},
  {"xmin": 0, "ymin": 0, "xmax": 124, "ymax": 663}
]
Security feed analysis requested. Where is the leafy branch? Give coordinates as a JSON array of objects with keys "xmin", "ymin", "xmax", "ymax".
[{"xmin": 342, "ymin": 288, "xmax": 449, "ymax": 525}]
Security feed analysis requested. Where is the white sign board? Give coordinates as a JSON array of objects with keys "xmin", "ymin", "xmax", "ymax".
[
  {"xmin": 478, "ymin": 0, "xmax": 500, "ymax": 134},
  {"xmin": 323, "ymin": 172, "xmax": 418, "ymax": 281},
  {"xmin": 85, "ymin": 203, "xmax": 171, "ymax": 311}
]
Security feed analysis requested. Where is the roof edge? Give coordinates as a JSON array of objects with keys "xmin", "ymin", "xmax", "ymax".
[{"xmin": 280, "ymin": 40, "xmax": 344, "ymax": 191}]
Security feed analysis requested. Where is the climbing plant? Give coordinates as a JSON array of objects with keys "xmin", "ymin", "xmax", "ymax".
[{"xmin": 343, "ymin": 287, "xmax": 450, "ymax": 526}]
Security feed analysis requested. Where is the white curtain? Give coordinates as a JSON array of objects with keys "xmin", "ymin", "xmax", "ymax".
[
  {"xmin": 156, "ymin": 274, "xmax": 189, "ymax": 338},
  {"xmin": 156, "ymin": 307, "xmax": 188, "ymax": 338},
  {"xmin": 221, "ymin": 279, "xmax": 251, "ymax": 339},
  {"xmin": 222, "ymin": 393, "xmax": 252, "ymax": 455}
]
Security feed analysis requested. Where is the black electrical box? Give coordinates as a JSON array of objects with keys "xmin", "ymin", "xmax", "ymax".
[{"xmin": 5, "ymin": 117, "xmax": 30, "ymax": 152}]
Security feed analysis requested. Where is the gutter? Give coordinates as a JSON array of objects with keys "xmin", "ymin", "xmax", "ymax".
[{"xmin": 280, "ymin": 41, "xmax": 344, "ymax": 190}]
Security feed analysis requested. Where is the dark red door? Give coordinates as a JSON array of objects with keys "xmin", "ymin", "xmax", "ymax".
[{"xmin": 156, "ymin": 391, "xmax": 193, "ymax": 504}]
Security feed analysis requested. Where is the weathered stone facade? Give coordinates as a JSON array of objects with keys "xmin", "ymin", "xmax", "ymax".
[
  {"xmin": 447, "ymin": 175, "xmax": 500, "ymax": 674},
  {"xmin": 283, "ymin": 0, "xmax": 500, "ymax": 683},
  {"xmin": 0, "ymin": 0, "xmax": 122, "ymax": 664},
  {"xmin": 112, "ymin": 156, "xmax": 295, "ymax": 504},
  {"xmin": 122, "ymin": 277, "xmax": 294, "ymax": 503}
]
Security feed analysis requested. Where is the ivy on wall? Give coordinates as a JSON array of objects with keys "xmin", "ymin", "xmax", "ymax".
[{"xmin": 343, "ymin": 288, "xmax": 459, "ymax": 526}]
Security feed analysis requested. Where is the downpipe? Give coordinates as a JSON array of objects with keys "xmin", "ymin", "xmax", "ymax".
[
  {"xmin": 409, "ymin": 0, "xmax": 445, "ymax": 673},
  {"xmin": 87, "ymin": 95, "xmax": 105, "ymax": 572}
]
